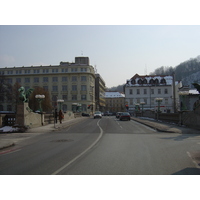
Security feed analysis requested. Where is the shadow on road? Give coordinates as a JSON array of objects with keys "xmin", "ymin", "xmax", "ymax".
[
  {"xmin": 172, "ymin": 168, "xmax": 200, "ymax": 175},
  {"xmin": 160, "ymin": 134, "xmax": 199, "ymax": 141}
]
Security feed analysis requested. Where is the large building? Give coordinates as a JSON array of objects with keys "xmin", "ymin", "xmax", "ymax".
[
  {"xmin": 95, "ymin": 74, "xmax": 106, "ymax": 112},
  {"xmin": 105, "ymin": 91, "xmax": 125, "ymax": 113},
  {"xmin": 0, "ymin": 57, "xmax": 96, "ymax": 114},
  {"xmin": 125, "ymin": 74, "xmax": 182, "ymax": 113}
]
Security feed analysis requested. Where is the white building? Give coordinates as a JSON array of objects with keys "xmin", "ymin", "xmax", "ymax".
[{"xmin": 125, "ymin": 74, "xmax": 182, "ymax": 113}]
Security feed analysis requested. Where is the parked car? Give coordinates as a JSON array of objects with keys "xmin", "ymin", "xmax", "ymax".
[
  {"xmin": 119, "ymin": 112, "xmax": 131, "ymax": 121},
  {"xmin": 116, "ymin": 112, "xmax": 122, "ymax": 118},
  {"xmin": 82, "ymin": 113, "xmax": 90, "ymax": 117},
  {"xmin": 94, "ymin": 111, "xmax": 102, "ymax": 119}
]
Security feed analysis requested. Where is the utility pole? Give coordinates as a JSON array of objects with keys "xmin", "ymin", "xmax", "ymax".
[{"xmin": 172, "ymin": 72, "xmax": 177, "ymax": 113}]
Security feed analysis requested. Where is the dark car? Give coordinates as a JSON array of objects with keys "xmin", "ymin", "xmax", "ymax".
[
  {"xmin": 82, "ymin": 113, "xmax": 90, "ymax": 117},
  {"xmin": 116, "ymin": 112, "xmax": 122, "ymax": 118},
  {"xmin": 119, "ymin": 112, "xmax": 131, "ymax": 121}
]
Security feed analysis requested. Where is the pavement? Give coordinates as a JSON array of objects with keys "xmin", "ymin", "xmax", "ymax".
[{"xmin": 0, "ymin": 116, "xmax": 200, "ymax": 151}]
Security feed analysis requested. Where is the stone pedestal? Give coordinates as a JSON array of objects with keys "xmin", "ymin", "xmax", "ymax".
[{"xmin": 15, "ymin": 103, "xmax": 28, "ymax": 126}]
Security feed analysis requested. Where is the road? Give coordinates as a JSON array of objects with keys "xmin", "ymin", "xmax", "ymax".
[{"xmin": 0, "ymin": 116, "xmax": 200, "ymax": 175}]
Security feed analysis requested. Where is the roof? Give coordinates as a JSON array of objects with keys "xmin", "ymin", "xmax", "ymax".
[{"xmin": 105, "ymin": 92, "xmax": 125, "ymax": 98}]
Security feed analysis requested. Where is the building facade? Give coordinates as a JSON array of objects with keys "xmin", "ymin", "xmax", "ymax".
[
  {"xmin": 0, "ymin": 57, "xmax": 96, "ymax": 114},
  {"xmin": 125, "ymin": 74, "xmax": 181, "ymax": 113},
  {"xmin": 105, "ymin": 91, "xmax": 125, "ymax": 113},
  {"xmin": 95, "ymin": 74, "xmax": 106, "ymax": 112}
]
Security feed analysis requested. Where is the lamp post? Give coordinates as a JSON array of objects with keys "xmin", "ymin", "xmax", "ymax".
[
  {"xmin": 35, "ymin": 94, "xmax": 45, "ymax": 113},
  {"xmin": 57, "ymin": 99, "xmax": 64, "ymax": 110},
  {"xmin": 140, "ymin": 102, "xmax": 145, "ymax": 117},
  {"xmin": 155, "ymin": 98, "xmax": 163, "ymax": 120},
  {"xmin": 179, "ymin": 91, "xmax": 189, "ymax": 111}
]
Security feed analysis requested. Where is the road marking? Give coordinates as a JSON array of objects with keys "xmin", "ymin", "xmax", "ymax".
[
  {"xmin": 187, "ymin": 151, "xmax": 200, "ymax": 169},
  {"xmin": 51, "ymin": 119, "xmax": 104, "ymax": 175},
  {"xmin": 0, "ymin": 148, "xmax": 21, "ymax": 156}
]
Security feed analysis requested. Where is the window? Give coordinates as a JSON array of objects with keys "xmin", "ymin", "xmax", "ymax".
[
  {"xmin": 6, "ymin": 78, "xmax": 12, "ymax": 84},
  {"xmin": 43, "ymin": 69, "xmax": 49, "ymax": 73},
  {"xmin": 25, "ymin": 78, "xmax": 30, "ymax": 83},
  {"xmin": 72, "ymin": 76, "xmax": 77, "ymax": 81},
  {"xmin": 72, "ymin": 85, "xmax": 77, "ymax": 91},
  {"xmin": 151, "ymin": 98, "xmax": 154, "ymax": 105},
  {"xmin": 55, "ymin": 69, "xmax": 58, "ymax": 73},
  {"xmin": 72, "ymin": 95, "xmax": 77, "ymax": 100},
  {"xmin": 81, "ymin": 68, "xmax": 87, "ymax": 72},
  {"xmin": 81, "ymin": 85, "xmax": 87, "ymax": 91},
  {"xmin": 43, "ymin": 77, "xmax": 48, "ymax": 82},
  {"xmin": 52, "ymin": 95, "xmax": 57, "ymax": 102},
  {"xmin": 62, "ymin": 85, "xmax": 67, "ymax": 91},
  {"xmin": 158, "ymin": 89, "xmax": 161, "ymax": 94},
  {"xmin": 25, "ymin": 70, "xmax": 31, "ymax": 74},
  {"xmin": 16, "ymin": 78, "xmax": 21, "ymax": 83},
  {"xmin": 165, "ymin": 98, "xmax": 168, "ymax": 105},
  {"xmin": 34, "ymin": 69, "xmax": 40, "ymax": 73},
  {"xmin": 164, "ymin": 88, "xmax": 168, "ymax": 94},
  {"xmin": 81, "ymin": 95, "xmax": 87, "ymax": 100},
  {"xmin": 161, "ymin": 78, "xmax": 166, "ymax": 84},
  {"xmin": 62, "ymin": 95, "xmax": 67, "ymax": 100},
  {"xmin": 62, "ymin": 68, "xmax": 68, "ymax": 73},
  {"xmin": 144, "ymin": 98, "xmax": 147, "ymax": 104},
  {"xmin": 144, "ymin": 89, "xmax": 147, "ymax": 94},
  {"xmin": 62, "ymin": 77, "xmax": 68, "ymax": 82},
  {"xmin": 151, "ymin": 89, "xmax": 154, "ymax": 94},
  {"xmin": 34, "ymin": 77, "xmax": 39, "ymax": 83},
  {"xmin": 52, "ymin": 77, "xmax": 58, "ymax": 82},
  {"xmin": 137, "ymin": 89, "xmax": 140, "ymax": 94},
  {"xmin": 130, "ymin": 99, "xmax": 133, "ymax": 105},
  {"xmin": 63, "ymin": 104, "xmax": 67, "ymax": 112},
  {"xmin": 52, "ymin": 86, "xmax": 58, "ymax": 91},
  {"xmin": 129, "ymin": 89, "xmax": 133, "ymax": 95},
  {"xmin": 81, "ymin": 76, "xmax": 87, "ymax": 81},
  {"xmin": 137, "ymin": 98, "xmax": 140, "ymax": 103},
  {"xmin": 43, "ymin": 86, "xmax": 48, "ymax": 91},
  {"xmin": 71, "ymin": 68, "xmax": 77, "ymax": 72}
]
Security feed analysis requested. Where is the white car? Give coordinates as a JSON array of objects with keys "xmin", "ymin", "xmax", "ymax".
[{"xmin": 94, "ymin": 111, "xmax": 102, "ymax": 119}]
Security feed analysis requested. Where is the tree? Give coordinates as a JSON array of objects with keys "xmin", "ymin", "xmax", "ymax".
[{"xmin": 29, "ymin": 87, "xmax": 53, "ymax": 112}]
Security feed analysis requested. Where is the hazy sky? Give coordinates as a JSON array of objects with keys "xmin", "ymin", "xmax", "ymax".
[{"xmin": 0, "ymin": 25, "xmax": 200, "ymax": 87}]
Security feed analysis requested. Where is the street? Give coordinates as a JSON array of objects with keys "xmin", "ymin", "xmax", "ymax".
[{"xmin": 0, "ymin": 116, "xmax": 200, "ymax": 175}]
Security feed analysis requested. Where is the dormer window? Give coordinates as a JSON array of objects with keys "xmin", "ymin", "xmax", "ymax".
[
  {"xmin": 131, "ymin": 79, "xmax": 135, "ymax": 84},
  {"xmin": 160, "ymin": 78, "xmax": 166, "ymax": 84},
  {"xmin": 143, "ymin": 79, "xmax": 147, "ymax": 84},
  {"xmin": 137, "ymin": 79, "xmax": 142, "ymax": 84}
]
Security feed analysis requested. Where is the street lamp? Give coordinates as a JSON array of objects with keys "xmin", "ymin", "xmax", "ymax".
[
  {"xmin": 57, "ymin": 99, "xmax": 64, "ymax": 110},
  {"xmin": 35, "ymin": 94, "xmax": 45, "ymax": 113},
  {"xmin": 155, "ymin": 98, "xmax": 163, "ymax": 120},
  {"xmin": 179, "ymin": 91, "xmax": 189, "ymax": 111},
  {"xmin": 140, "ymin": 102, "xmax": 145, "ymax": 117}
]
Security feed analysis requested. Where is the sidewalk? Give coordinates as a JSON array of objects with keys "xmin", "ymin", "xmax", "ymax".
[
  {"xmin": 131, "ymin": 116, "xmax": 200, "ymax": 134},
  {"xmin": 0, "ymin": 117, "xmax": 87, "ymax": 150}
]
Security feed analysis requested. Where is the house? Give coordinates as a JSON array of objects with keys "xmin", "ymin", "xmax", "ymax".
[{"xmin": 124, "ymin": 74, "xmax": 182, "ymax": 113}]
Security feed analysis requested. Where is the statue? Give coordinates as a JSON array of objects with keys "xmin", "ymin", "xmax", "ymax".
[{"xmin": 18, "ymin": 86, "xmax": 34, "ymax": 103}]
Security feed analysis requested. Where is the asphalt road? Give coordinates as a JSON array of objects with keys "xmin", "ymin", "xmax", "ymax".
[{"xmin": 0, "ymin": 116, "xmax": 200, "ymax": 175}]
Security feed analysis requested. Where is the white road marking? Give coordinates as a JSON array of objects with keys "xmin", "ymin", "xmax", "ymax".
[{"xmin": 51, "ymin": 119, "xmax": 104, "ymax": 175}]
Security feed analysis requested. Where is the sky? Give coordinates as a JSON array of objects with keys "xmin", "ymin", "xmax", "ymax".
[{"xmin": 1, "ymin": 1, "xmax": 200, "ymax": 88}]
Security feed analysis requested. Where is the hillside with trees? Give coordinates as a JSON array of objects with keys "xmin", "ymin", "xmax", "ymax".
[
  {"xmin": 107, "ymin": 55, "xmax": 200, "ymax": 91},
  {"xmin": 149, "ymin": 55, "xmax": 200, "ymax": 88}
]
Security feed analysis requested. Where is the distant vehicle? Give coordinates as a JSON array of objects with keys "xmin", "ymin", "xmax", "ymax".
[
  {"xmin": 119, "ymin": 112, "xmax": 131, "ymax": 121},
  {"xmin": 82, "ymin": 113, "xmax": 90, "ymax": 117},
  {"xmin": 94, "ymin": 111, "xmax": 102, "ymax": 119},
  {"xmin": 116, "ymin": 112, "xmax": 122, "ymax": 118},
  {"xmin": 104, "ymin": 111, "xmax": 112, "ymax": 116}
]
